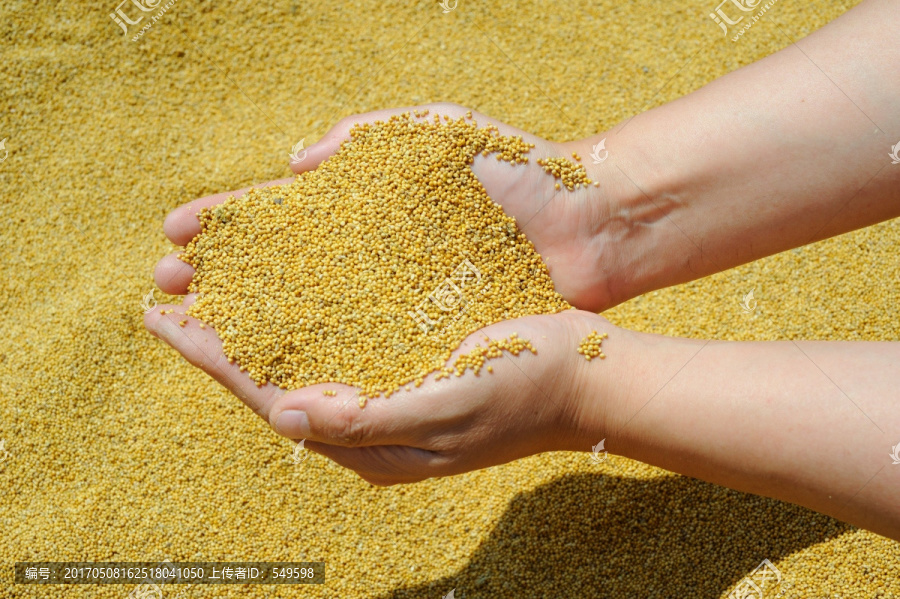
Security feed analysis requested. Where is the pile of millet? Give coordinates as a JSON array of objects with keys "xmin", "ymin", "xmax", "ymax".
[
  {"xmin": 180, "ymin": 113, "xmax": 572, "ymax": 398},
  {"xmin": 576, "ymin": 330, "xmax": 608, "ymax": 361},
  {"xmin": 536, "ymin": 156, "xmax": 595, "ymax": 191}
]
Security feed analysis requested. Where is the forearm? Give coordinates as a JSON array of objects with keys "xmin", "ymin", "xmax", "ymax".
[
  {"xmin": 574, "ymin": 0, "xmax": 900, "ymax": 306},
  {"xmin": 576, "ymin": 326, "xmax": 900, "ymax": 540}
]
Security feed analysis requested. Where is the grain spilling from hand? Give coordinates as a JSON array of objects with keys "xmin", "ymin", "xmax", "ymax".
[
  {"xmin": 180, "ymin": 113, "xmax": 572, "ymax": 399},
  {"xmin": 536, "ymin": 156, "xmax": 593, "ymax": 190},
  {"xmin": 448, "ymin": 333, "xmax": 537, "ymax": 377}
]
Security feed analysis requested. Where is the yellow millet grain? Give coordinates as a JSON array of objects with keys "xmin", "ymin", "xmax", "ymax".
[
  {"xmin": 180, "ymin": 114, "xmax": 572, "ymax": 398},
  {"xmin": 536, "ymin": 156, "xmax": 593, "ymax": 190},
  {"xmin": 576, "ymin": 330, "xmax": 608, "ymax": 361},
  {"xmin": 450, "ymin": 333, "xmax": 537, "ymax": 377},
  {"xmin": 7, "ymin": 1, "xmax": 899, "ymax": 598}
]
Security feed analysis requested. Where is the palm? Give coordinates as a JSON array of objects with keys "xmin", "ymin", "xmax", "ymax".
[{"xmin": 155, "ymin": 104, "xmax": 613, "ymax": 313}]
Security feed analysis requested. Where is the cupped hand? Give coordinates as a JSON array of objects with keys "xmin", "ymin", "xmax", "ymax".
[
  {"xmin": 145, "ymin": 304, "xmax": 612, "ymax": 484},
  {"xmin": 153, "ymin": 102, "xmax": 622, "ymax": 312},
  {"xmin": 146, "ymin": 102, "xmax": 624, "ymax": 483}
]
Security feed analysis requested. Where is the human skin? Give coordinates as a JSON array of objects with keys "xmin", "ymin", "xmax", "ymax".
[{"xmin": 147, "ymin": 0, "xmax": 900, "ymax": 540}]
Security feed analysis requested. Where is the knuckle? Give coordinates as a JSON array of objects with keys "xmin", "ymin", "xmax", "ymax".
[{"xmin": 332, "ymin": 409, "xmax": 369, "ymax": 447}]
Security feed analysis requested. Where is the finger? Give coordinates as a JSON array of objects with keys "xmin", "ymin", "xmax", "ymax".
[
  {"xmin": 287, "ymin": 137, "xmax": 338, "ymax": 175},
  {"xmin": 163, "ymin": 177, "xmax": 295, "ymax": 246},
  {"xmin": 153, "ymin": 252, "xmax": 194, "ymax": 295},
  {"xmin": 143, "ymin": 301, "xmax": 284, "ymax": 420},
  {"xmin": 268, "ymin": 387, "xmax": 424, "ymax": 448},
  {"xmin": 304, "ymin": 441, "xmax": 445, "ymax": 486}
]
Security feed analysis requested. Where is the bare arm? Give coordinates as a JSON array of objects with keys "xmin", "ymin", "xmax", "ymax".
[
  {"xmin": 573, "ymin": 0, "xmax": 900, "ymax": 307},
  {"xmin": 557, "ymin": 0, "xmax": 900, "ymax": 541},
  {"xmin": 568, "ymin": 325, "xmax": 900, "ymax": 540},
  {"xmin": 566, "ymin": 1, "xmax": 900, "ymax": 537}
]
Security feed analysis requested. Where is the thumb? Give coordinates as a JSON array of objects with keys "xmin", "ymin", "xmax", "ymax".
[{"xmin": 268, "ymin": 384, "xmax": 425, "ymax": 448}]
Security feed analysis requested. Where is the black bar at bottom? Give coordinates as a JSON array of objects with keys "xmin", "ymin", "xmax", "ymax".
[{"xmin": 15, "ymin": 562, "xmax": 324, "ymax": 584}]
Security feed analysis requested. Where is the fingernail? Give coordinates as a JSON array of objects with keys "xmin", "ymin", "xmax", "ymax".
[{"xmin": 273, "ymin": 410, "xmax": 310, "ymax": 438}]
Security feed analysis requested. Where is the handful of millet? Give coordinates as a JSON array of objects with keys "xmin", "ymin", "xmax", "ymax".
[{"xmin": 180, "ymin": 112, "xmax": 574, "ymax": 399}]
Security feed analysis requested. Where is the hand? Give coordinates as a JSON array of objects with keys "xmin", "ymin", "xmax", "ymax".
[
  {"xmin": 145, "ymin": 303, "xmax": 615, "ymax": 484},
  {"xmin": 153, "ymin": 103, "xmax": 628, "ymax": 312},
  {"xmin": 274, "ymin": 310, "xmax": 620, "ymax": 484}
]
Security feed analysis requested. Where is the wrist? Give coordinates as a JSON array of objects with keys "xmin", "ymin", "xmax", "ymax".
[
  {"xmin": 553, "ymin": 310, "xmax": 638, "ymax": 456},
  {"xmin": 558, "ymin": 311, "xmax": 707, "ymax": 463},
  {"xmin": 562, "ymin": 127, "xmax": 691, "ymax": 310}
]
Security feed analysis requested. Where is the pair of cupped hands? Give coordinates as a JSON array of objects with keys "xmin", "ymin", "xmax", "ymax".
[{"xmin": 145, "ymin": 103, "xmax": 624, "ymax": 484}]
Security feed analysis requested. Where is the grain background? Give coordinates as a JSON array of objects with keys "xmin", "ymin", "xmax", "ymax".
[{"xmin": 1, "ymin": 0, "xmax": 899, "ymax": 597}]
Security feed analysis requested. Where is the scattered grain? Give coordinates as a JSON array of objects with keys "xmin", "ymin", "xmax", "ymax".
[{"xmin": 450, "ymin": 333, "xmax": 536, "ymax": 377}]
